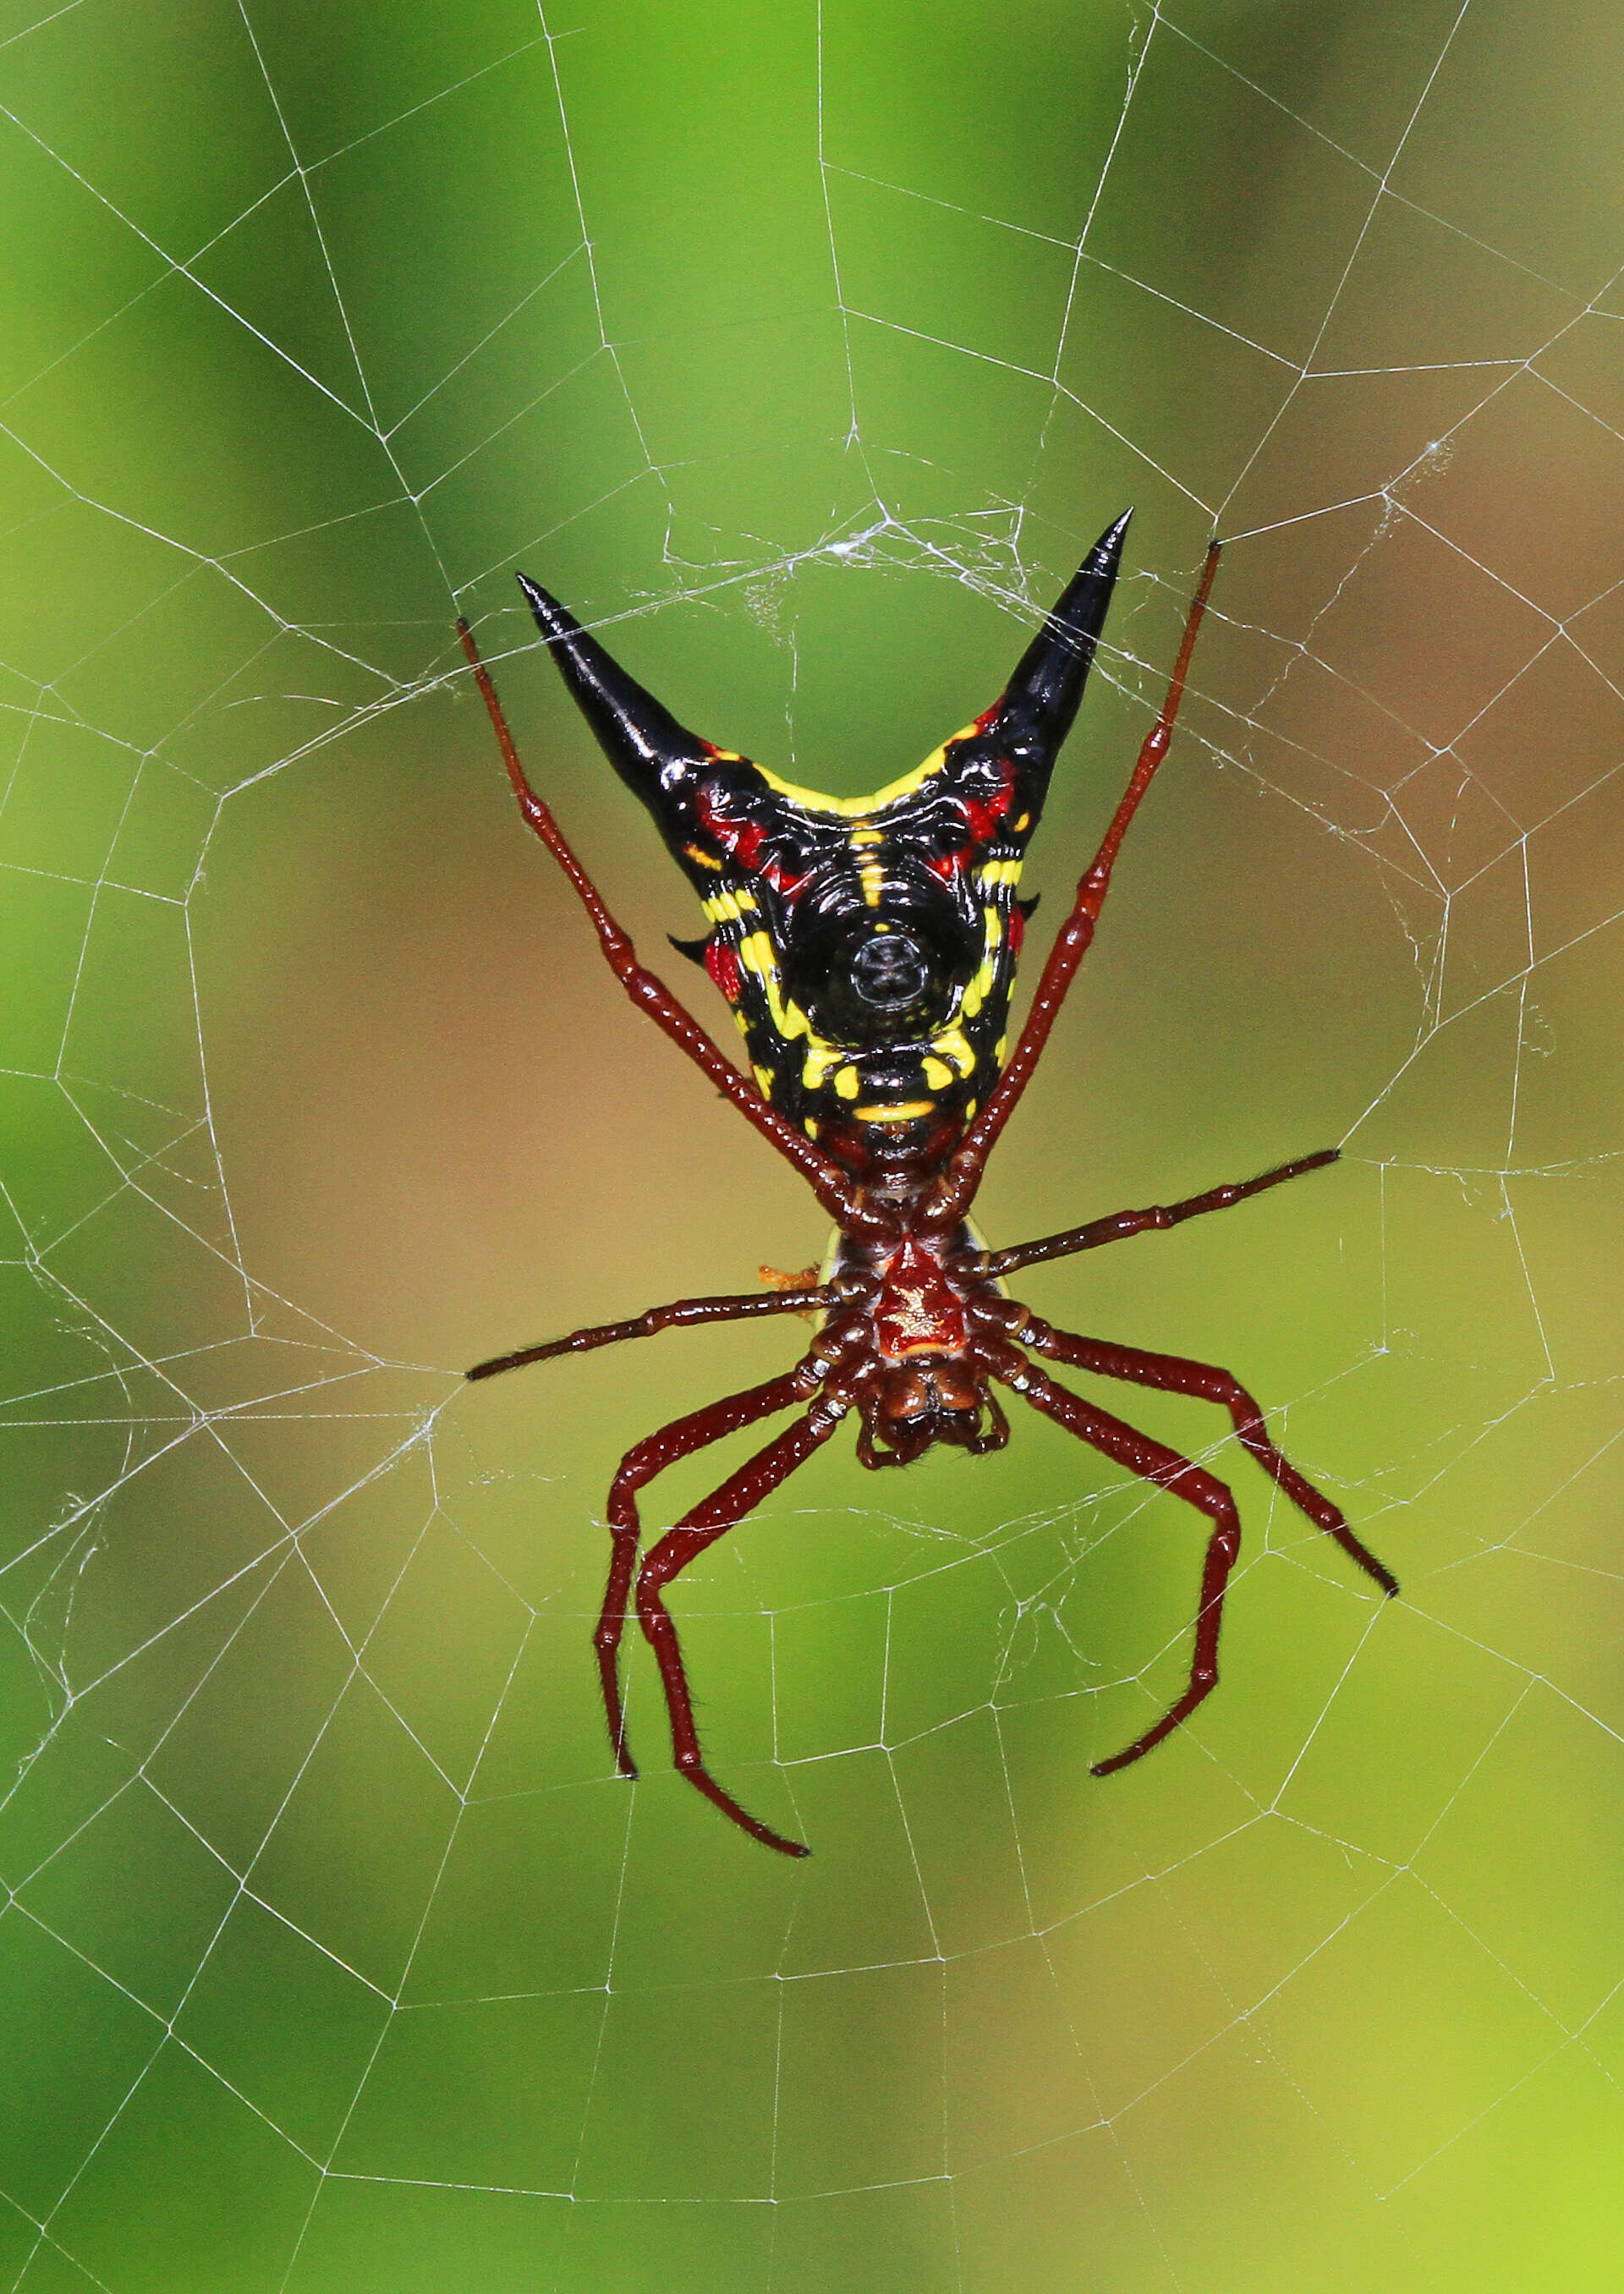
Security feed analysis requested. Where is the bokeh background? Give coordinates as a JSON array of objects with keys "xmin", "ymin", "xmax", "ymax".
[{"xmin": 3, "ymin": 1, "xmax": 1622, "ymax": 2287}]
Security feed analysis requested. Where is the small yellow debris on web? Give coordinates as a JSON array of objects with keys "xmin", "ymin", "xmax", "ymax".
[{"xmin": 759, "ymin": 1263, "xmax": 820, "ymax": 1292}]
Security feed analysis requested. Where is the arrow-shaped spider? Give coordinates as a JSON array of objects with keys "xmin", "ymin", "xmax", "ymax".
[{"xmin": 458, "ymin": 513, "xmax": 1396, "ymax": 1857}]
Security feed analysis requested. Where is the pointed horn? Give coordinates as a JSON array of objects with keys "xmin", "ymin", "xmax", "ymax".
[
  {"xmin": 992, "ymin": 508, "xmax": 1131, "ymax": 757},
  {"xmin": 516, "ymin": 572, "xmax": 716, "ymax": 801}
]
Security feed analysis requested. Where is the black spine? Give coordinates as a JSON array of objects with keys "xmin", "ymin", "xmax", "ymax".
[
  {"xmin": 993, "ymin": 509, "xmax": 1131, "ymax": 759},
  {"xmin": 516, "ymin": 572, "xmax": 712, "ymax": 800}
]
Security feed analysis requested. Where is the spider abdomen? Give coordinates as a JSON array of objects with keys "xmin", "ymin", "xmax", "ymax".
[{"xmin": 511, "ymin": 526, "xmax": 1133, "ymax": 1190}]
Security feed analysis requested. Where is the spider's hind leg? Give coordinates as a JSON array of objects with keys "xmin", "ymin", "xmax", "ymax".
[
  {"xmin": 980, "ymin": 1149, "xmax": 1341, "ymax": 1282},
  {"xmin": 466, "ymin": 1280, "xmax": 834, "ymax": 1383}
]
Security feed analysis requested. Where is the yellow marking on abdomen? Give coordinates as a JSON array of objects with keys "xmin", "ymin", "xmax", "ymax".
[
  {"xmin": 802, "ymin": 1042, "xmax": 847, "ymax": 1090},
  {"xmin": 754, "ymin": 722, "xmax": 983, "ymax": 818},
  {"xmin": 930, "ymin": 1026, "xmax": 976, "ymax": 1076}
]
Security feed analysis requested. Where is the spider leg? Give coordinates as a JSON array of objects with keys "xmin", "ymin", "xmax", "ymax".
[
  {"xmin": 634, "ymin": 1397, "xmax": 849, "ymax": 1857},
  {"xmin": 599, "ymin": 1364, "xmax": 822, "ymax": 1784},
  {"xmin": 980, "ymin": 1148, "xmax": 1339, "ymax": 1281},
  {"xmin": 1017, "ymin": 1314, "xmax": 1397, "ymax": 1598},
  {"xmin": 990, "ymin": 1347, "xmax": 1245, "ymax": 1774},
  {"xmin": 456, "ymin": 617, "xmax": 864, "ymax": 1229},
  {"xmin": 466, "ymin": 1280, "xmax": 836, "ymax": 1381},
  {"xmin": 931, "ymin": 541, "xmax": 1221, "ymax": 1226}
]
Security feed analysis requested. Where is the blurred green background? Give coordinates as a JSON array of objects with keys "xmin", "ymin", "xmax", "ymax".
[{"xmin": 3, "ymin": 1, "xmax": 1622, "ymax": 2287}]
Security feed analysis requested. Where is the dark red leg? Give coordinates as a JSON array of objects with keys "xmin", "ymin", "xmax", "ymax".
[
  {"xmin": 981, "ymin": 1149, "xmax": 1339, "ymax": 1281},
  {"xmin": 1019, "ymin": 1315, "xmax": 1398, "ymax": 1598},
  {"xmin": 457, "ymin": 617, "xmax": 866, "ymax": 1229},
  {"xmin": 466, "ymin": 1280, "xmax": 835, "ymax": 1381},
  {"xmin": 598, "ymin": 1365, "xmax": 820, "ymax": 1784},
  {"xmin": 931, "ymin": 541, "xmax": 1221, "ymax": 1227},
  {"xmin": 634, "ymin": 1398, "xmax": 848, "ymax": 1855},
  {"xmin": 991, "ymin": 1350, "xmax": 1245, "ymax": 1773}
]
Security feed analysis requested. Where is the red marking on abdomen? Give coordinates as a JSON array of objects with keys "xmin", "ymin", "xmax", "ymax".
[
  {"xmin": 694, "ymin": 786, "xmax": 809, "ymax": 897},
  {"xmin": 705, "ymin": 940, "xmax": 741, "ymax": 1002}
]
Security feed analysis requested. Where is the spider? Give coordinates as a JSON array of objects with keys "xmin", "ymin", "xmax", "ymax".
[{"xmin": 457, "ymin": 512, "xmax": 1397, "ymax": 1858}]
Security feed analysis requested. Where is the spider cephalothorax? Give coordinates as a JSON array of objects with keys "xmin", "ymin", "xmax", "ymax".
[
  {"xmin": 824, "ymin": 1229, "xmax": 1010, "ymax": 1468},
  {"xmin": 458, "ymin": 517, "xmax": 1397, "ymax": 1857}
]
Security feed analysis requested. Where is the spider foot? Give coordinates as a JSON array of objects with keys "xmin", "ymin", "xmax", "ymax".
[
  {"xmin": 1335, "ymin": 1528, "xmax": 1401, "ymax": 1601},
  {"xmin": 595, "ymin": 1654, "xmax": 639, "ymax": 1778},
  {"xmin": 679, "ymin": 1756, "xmax": 809, "ymax": 1858},
  {"xmin": 1091, "ymin": 1677, "xmax": 1214, "ymax": 1777}
]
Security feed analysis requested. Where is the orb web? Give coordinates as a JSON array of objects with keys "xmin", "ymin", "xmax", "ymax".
[{"xmin": 2, "ymin": 2, "xmax": 1621, "ymax": 2288}]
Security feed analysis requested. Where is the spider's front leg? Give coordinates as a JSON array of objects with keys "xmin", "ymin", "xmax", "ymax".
[
  {"xmin": 598, "ymin": 1362, "xmax": 822, "ymax": 1781},
  {"xmin": 631, "ymin": 1393, "xmax": 850, "ymax": 1857},
  {"xmin": 983, "ymin": 1338, "xmax": 1247, "ymax": 1773},
  {"xmin": 595, "ymin": 1319, "xmax": 864, "ymax": 1854},
  {"xmin": 1017, "ymin": 1314, "xmax": 1397, "ymax": 1598}
]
